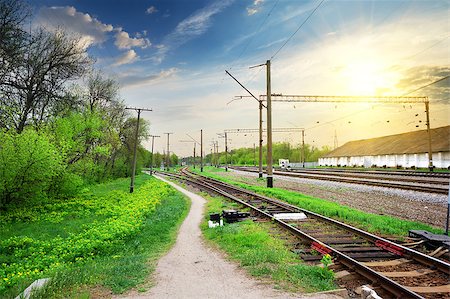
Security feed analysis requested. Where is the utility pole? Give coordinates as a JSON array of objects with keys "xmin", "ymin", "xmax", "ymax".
[
  {"xmin": 225, "ymin": 132, "xmax": 228, "ymax": 171},
  {"xmin": 302, "ymin": 130, "xmax": 305, "ymax": 168},
  {"xmin": 200, "ymin": 129, "xmax": 203, "ymax": 172},
  {"xmin": 193, "ymin": 142, "xmax": 196, "ymax": 169},
  {"xmin": 425, "ymin": 101, "xmax": 433, "ymax": 171},
  {"xmin": 259, "ymin": 99, "xmax": 263, "ymax": 178},
  {"xmin": 446, "ymin": 184, "xmax": 449, "ymax": 235},
  {"xmin": 215, "ymin": 141, "xmax": 220, "ymax": 167},
  {"xmin": 125, "ymin": 107, "xmax": 152, "ymax": 193},
  {"xmin": 164, "ymin": 133, "xmax": 173, "ymax": 171},
  {"xmin": 149, "ymin": 135, "xmax": 160, "ymax": 175},
  {"xmin": 266, "ymin": 60, "xmax": 273, "ymax": 188},
  {"xmin": 253, "ymin": 143, "xmax": 256, "ymax": 166}
]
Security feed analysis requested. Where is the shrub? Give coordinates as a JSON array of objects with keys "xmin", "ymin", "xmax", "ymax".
[{"xmin": 0, "ymin": 129, "xmax": 64, "ymax": 208}]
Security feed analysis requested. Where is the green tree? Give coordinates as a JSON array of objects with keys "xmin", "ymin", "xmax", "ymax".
[{"xmin": 0, "ymin": 129, "xmax": 63, "ymax": 208}]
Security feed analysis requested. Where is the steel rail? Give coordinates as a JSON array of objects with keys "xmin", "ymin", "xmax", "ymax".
[
  {"xmin": 158, "ymin": 170, "xmax": 432, "ymax": 298},
  {"xmin": 288, "ymin": 168, "xmax": 450, "ymax": 179},
  {"xmin": 277, "ymin": 169, "xmax": 449, "ymax": 185},
  {"xmin": 197, "ymin": 174, "xmax": 450, "ymax": 271},
  {"xmin": 231, "ymin": 166, "xmax": 448, "ymax": 194}
]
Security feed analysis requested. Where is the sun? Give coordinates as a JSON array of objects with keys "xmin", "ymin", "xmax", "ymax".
[{"xmin": 342, "ymin": 61, "xmax": 388, "ymax": 96}]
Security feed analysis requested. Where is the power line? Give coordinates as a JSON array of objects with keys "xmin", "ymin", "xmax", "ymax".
[
  {"xmin": 270, "ymin": 0, "xmax": 325, "ymax": 60},
  {"xmin": 402, "ymin": 75, "xmax": 450, "ymax": 96},
  {"xmin": 405, "ymin": 36, "xmax": 449, "ymax": 60},
  {"xmin": 228, "ymin": 0, "xmax": 280, "ymax": 71}
]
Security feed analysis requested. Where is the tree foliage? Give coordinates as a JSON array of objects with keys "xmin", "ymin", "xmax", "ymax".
[
  {"xmin": 206, "ymin": 142, "xmax": 332, "ymax": 166},
  {"xmin": 0, "ymin": 0, "xmax": 155, "ymax": 208},
  {"xmin": 0, "ymin": 129, "xmax": 63, "ymax": 208}
]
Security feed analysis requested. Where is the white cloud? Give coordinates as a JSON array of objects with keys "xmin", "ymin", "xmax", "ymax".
[
  {"xmin": 113, "ymin": 50, "xmax": 138, "ymax": 66},
  {"xmin": 247, "ymin": 8, "xmax": 258, "ymax": 16},
  {"xmin": 247, "ymin": 0, "xmax": 264, "ymax": 16},
  {"xmin": 115, "ymin": 30, "xmax": 151, "ymax": 49},
  {"xmin": 146, "ymin": 6, "xmax": 158, "ymax": 14},
  {"xmin": 36, "ymin": 6, "xmax": 151, "ymax": 51},
  {"xmin": 119, "ymin": 68, "xmax": 179, "ymax": 87},
  {"xmin": 36, "ymin": 6, "xmax": 113, "ymax": 47},
  {"xmin": 154, "ymin": 0, "xmax": 234, "ymax": 63}
]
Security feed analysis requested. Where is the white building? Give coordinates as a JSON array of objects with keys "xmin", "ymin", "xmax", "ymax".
[{"xmin": 318, "ymin": 126, "xmax": 450, "ymax": 169}]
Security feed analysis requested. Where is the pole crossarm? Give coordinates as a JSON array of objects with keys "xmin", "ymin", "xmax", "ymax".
[
  {"xmin": 259, "ymin": 94, "xmax": 428, "ymax": 104},
  {"xmin": 125, "ymin": 107, "xmax": 153, "ymax": 112},
  {"xmin": 232, "ymin": 95, "xmax": 267, "ymax": 108},
  {"xmin": 225, "ymin": 127, "xmax": 304, "ymax": 134}
]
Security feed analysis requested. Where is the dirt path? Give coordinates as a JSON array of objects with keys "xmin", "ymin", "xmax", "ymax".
[{"xmin": 118, "ymin": 175, "xmax": 342, "ymax": 299}]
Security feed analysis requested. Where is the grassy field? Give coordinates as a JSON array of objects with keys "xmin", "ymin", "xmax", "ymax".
[
  {"xmin": 201, "ymin": 194, "xmax": 336, "ymax": 293},
  {"xmin": 193, "ymin": 167, "xmax": 442, "ymax": 236},
  {"xmin": 0, "ymin": 175, "xmax": 189, "ymax": 298}
]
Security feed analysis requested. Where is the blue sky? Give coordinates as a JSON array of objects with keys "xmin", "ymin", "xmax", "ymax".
[{"xmin": 31, "ymin": 0, "xmax": 449, "ymax": 156}]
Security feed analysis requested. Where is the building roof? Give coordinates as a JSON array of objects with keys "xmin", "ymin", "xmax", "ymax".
[{"xmin": 323, "ymin": 126, "xmax": 450, "ymax": 157}]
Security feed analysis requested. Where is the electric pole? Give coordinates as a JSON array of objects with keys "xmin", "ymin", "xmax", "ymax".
[
  {"xmin": 302, "ymin": 130, "xmax": 305, "ymax": 168},
  {"xmin": 253, "ymin": 143, "xmax": 256, "ymax": 167},
  {"xmin": 266, "ymin": 60, "xmax": 273, "ymax": 188},
  {"xmin": 193, "ymin": 143, "xmax": 196, "ymax": 169},
  {"xmin": 224, "ymin": 133, "xmax": 228, "ymax": 171},
  {"xmin": 149, "ymin": 135, "xmax": 160, "ymax": 175},
  {"xmin": 164, "ymin": 133, "xmax": 173, "ymax": 171},
  {"xmin": 259, "ymin": 99, "xmax": 263, "ymax": 178},
  {"xmin": 200, "ymin": 129, "xmax": 203, "ymax": 172},
  {"xmin": 125, "ymin": 107, "xmax": 152, "ymax": 193}
]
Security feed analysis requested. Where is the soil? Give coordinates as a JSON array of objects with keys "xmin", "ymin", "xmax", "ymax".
[{"xmin": 116, "ymin": 175, "xmax": 343, "ymax": 299}]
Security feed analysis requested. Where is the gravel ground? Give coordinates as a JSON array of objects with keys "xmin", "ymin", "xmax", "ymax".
[
  {"xmin": 118, "ymin": 176, "xmax": 343, "ymax": 299},
  {"xmin": 218, "ymin": 169, "xmax": 448, "ymax": 228}
]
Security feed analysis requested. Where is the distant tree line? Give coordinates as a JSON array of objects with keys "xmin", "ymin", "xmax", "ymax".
[
  {"xmin": 185, "ymin": 142, "xmax": 331, "ymax": 166},
  {"xmin": 0, "ymin": 0, "xmax": 175, "ymax": 209}
]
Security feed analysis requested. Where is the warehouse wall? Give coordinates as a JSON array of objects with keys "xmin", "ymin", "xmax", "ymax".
[{"xmin": 318, "ymin": 152, "xmax": 450, "ymax": 169}]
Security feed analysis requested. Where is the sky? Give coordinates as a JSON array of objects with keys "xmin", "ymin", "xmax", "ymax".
[{"xmin": 30, "ymin": 0, "xmax": 450, "ymax": 157}]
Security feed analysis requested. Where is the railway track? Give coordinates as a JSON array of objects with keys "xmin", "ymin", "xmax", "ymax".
[
  {"xmin": 157, "ymin": 169, "xmax": 450, "ymax": 299},
  {"xmin": 230, "ymin": 166, "xmax": 450, "ymax": 195},
  {"xmin": 283, "ymin": 168, "xmax": 450, "ymax": 179}
]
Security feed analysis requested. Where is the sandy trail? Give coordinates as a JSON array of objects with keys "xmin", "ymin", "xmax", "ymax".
[{"xmin": 118, "ymin": 175, "xmax": 342, "ymax": 299}]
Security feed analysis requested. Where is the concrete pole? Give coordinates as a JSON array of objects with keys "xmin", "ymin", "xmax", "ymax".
[
  {"xmin": 266, "ymin": 60, "xmax": 273, "ymax": 188},
  {"xmin": 216, "ymin": 141, "xmax": 220, "ymax": 167},
  {"xmin": 150, "ymin": 135, "xmax": 160, "ymax": 175},
  {"xmin": 446, "ymin": 184, "xmax": 449, "ymax": 235},
  {"xmin": 164, "ymin": 133, "xmax": 173, "ymax": 171},
  {"xmin": 225, "ymin": 132, "xmax": 228, "ymax": 171},
  {"xmin": 253, "ymin": 143, "xmax": 256, "ymax": 167},
  {"xmin": 193, "ymin": 142, "xmax": 196, "ymax": 169},
  {"xmin": 425, "ymin": 100, "xmax": 434, "ymax": 171},
  {"xmin": 130, "ymin": 109, "xmax": 141, "ymax": 193},
  {"xmin": 258, "ymin": 99, "xmax": 263, "ymax": 178},
  {"xmin": 200, "ymin": 129, "xmax": 203, "ymax": 172},
  {"xmin": 302, "ymin": 130, "xmax": 305, "ymax": 168}
]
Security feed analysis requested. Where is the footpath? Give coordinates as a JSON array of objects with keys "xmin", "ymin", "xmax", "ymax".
[{"xmin": 118, "ymin": 175, "xmax": 343, "ymax": 299}]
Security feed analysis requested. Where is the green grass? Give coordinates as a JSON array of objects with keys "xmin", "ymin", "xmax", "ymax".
[
  {"xmin": 0, "ymin": 175, "xmax": 190, "ymax": 298},
  {"xmin": 201, "ymin": 195, "xmax": 336, "ymax": 293},
  {"xmin": 194, "ymin": 167, "xmax": 443, "ymax": 236}
]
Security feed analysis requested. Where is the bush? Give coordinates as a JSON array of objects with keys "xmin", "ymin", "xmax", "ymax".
[{"xmin": 0, "ymin": 129, "xmax": 64, "ymax": 208}]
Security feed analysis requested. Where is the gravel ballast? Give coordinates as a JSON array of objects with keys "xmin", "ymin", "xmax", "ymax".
[{"xmin": 218, "ymin": 169, "xmax": 448, "ymax": 228}]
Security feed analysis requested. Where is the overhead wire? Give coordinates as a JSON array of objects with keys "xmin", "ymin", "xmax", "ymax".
[
  {"xmin": 270, "ymin": 0, "xmax": 325, "ymax": 61},
  {"xmin": 228, "ymin": 0, "xmax": 280, "ymax": 71}
]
